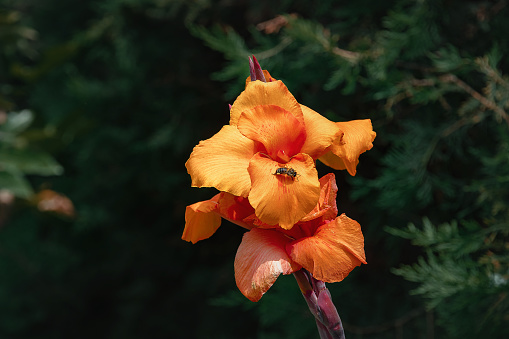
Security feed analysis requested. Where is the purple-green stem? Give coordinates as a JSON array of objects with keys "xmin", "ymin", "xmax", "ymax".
[{"xmin": 293, "ymin": 269, "xmax": 345, "ymax": 339}]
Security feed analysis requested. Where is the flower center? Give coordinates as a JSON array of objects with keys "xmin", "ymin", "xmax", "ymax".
[{"xmin": 238, "ymin": 104, "xmax": 307, "ymax": 161}]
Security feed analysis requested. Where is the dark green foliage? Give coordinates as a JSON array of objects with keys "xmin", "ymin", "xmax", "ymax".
[
  {"xmin": 0, "ymin": 110, "xmax": 63, "ymax": 198},
  {"xmin": 1, "ymin": 0, "xmax": 508, "ymax": 338},
  {"xmin": 388, "ymin": 218, "xmax": 509, "ymax": 338}
]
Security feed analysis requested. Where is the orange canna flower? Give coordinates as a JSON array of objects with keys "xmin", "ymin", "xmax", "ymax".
[
  {"xmin": 186, "ymin": 64, "xmax": 375, "ymax": 229},
  {"xmin": 182, "ymin": 173, "xmax": 367, "ymax": 302},
  {"xmin": 184, "ymin": 57, "xmax": 371, "ymax": 338}
]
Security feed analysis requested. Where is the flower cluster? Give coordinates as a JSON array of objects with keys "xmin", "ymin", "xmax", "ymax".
[{"xmin": 183, "ymin": 56, "xmax": 375, "ymax": 302}]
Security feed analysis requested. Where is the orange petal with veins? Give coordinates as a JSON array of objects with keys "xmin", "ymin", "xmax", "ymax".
[
  {"xmin": 238, "ymin": 105, "xmax": 306, "ymax": 161},
  {"xmin": 300, "ymin": 173, "xmax": 338, "ymax": 222},
  {"xmin": 319, "ymin": 119, "xmax": 376, "ymax": 176},
  {"xmin": 247, "ymin": 153, "xmax": 320, "ymax": 230},
  {"xmin": 217, "ymin": 193, "xmax": 255, "ymax": 229},
  {"xmin": 299, "ymin": 105, "xmax": 344, "ymax": 160},
  {"xmin": 185, "ymin": 125, "xmax": 257, "ymax": 197},
  {"xmin": 287, "ymin": 214, "xmax": 367, "ymax": 282},
  {"xmin": 235, "ymin": 228, "xmax": 301, "ymax": 302},
  {"xmin": 182, "ymin": 194, "xmax": 222, "ymax": 244},
  {"xmin": 230, "ymin": 81, "xmax": 303, "ymax": 127}
]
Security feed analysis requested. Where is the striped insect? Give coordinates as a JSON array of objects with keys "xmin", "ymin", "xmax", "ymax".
[{"xmin": 273, "ymin": 166, "xmax": 299, "ymax": 180}]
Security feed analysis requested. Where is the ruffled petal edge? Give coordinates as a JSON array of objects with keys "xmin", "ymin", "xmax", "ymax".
[
  {"xmin": 234, "ymin": 228, "xmax": 301, "ymax": 301},
  {"xmin": 286, "ymin": 214, "xmax": 366, "ymax": 282}
]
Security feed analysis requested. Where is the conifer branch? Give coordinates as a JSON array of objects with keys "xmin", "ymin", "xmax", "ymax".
[
  {"xmin": 439, "ymin": 74, "xmax": 509, "ymax": 127},
  {"xmin": 255, "ymin": 37, "xmax": 293, "ymax": 60},
  {"xmin": 332, "ymin": 47, "xmax": 361, "ymax": 62}
]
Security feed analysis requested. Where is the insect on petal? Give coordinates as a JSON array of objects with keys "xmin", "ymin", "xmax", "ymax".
[{"xmin": 247, "ymin": 153, "xmax": 320, "ymax": 230}]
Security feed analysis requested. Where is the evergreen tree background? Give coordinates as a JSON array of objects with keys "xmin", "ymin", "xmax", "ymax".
[{"xmin": 1, "ymin": 0, "xmax": 508, "ymax": 338}]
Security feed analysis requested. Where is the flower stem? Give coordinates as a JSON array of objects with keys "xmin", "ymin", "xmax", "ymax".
[
  {"xmin": 293, "ymin": 270, "xmax": 320, "ymax": 317},
  {"xmin": 315, "ymin": 318, "xmax": 335, "ymax": 339},
  {"xmin": 293, "ymin": 269, "xmax": 345, "ymax": 339}
]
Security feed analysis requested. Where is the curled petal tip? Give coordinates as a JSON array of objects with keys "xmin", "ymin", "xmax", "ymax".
[
  {"xmin": 249, "ymin": 56, "xmax": 256, "ymax": 82},
  {"xmin": 249, "ymin": 55, "xmax": 266, "ymax": 82}
]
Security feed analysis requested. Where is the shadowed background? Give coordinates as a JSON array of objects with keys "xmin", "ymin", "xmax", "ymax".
[{"xmin": 1, "ymin": 0, "xmax": 508, "ymax": 338}]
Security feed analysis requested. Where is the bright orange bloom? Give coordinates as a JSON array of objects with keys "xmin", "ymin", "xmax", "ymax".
[
  {"xmin": 182, "ymin": 173, "xmax": 367, "ymax": 302},
  {"xmin": 186, "ymin": 73, "xmax": 375, "ymax": 229}
]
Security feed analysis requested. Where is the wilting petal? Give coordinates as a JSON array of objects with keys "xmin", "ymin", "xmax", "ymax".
[
  {"xmin": 299, "ymin": 105, "xmax": 344, "ymax": 160},
  {"xmin": 287, "ymin": 214, "xmax": 367, "ymax": 282},
  {"xmin": 234, "ymin": 228, "xmax": 301, "ymax": 302},
  {"xmin": 182, "ymin": 194, "xmax": 222, "ymax": 244},
  {"xmin": 320, "ymin": 120, "xmax": 376, "ymax": 176},
  {"xmin": 230, "ymin": 81, "xmax": 303, "ymax": 127},
  {"xmin": 185, "ymin": 125, "xmax": 257, "ymax": 197},
  {"xmin": 300, "ymin": 173, "xmax": 338, "ymax": 222},
  {"xmin": 238, "ymin": 105, "xmax": 306, "ymax": 161},
  {"xmin": 247, "ymin": 153, "xmax": 320, "ymax": 230}
]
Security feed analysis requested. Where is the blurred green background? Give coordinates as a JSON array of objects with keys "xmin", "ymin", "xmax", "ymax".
[{"xmin": 1, "ymin": 0, "xmax": 508, "ymax": 338}]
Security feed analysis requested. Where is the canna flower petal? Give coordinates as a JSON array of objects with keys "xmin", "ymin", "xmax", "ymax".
[
  {"xmin": 230, "ymin": 81, "xmax": 303, "ymax": 127},
  {"xmin": 238, "ymin": 104, "xmax": 306, "ymax": 161},
  {"xmin": 299, "ymin": 105, "xmax": 344, "ymax": 160},
  {"xmin": 242, "ymin": 213, "xmax": 279, "ymax": 230},
  {"xmin": 300, "ymin": 173, "xmax": 338, "ymax": 223},
  {"xmin": 234, "ymin": 228, "xmax": 301, "ymax": 302},
  {"xmin": 286, "ymin": 214, "xmax": 367, "ymax": 283},
  {"xmin": 216, "ymin": 193, "xmax": 255, "ymax": 229},
  {"xmin": 247, "ymin": 153, "xmax": 320, "ymax": 230},
  {"xmin": 319, "ymin": 119, "xmax": 376, "ymax": 176},
  {"xmin": 185, "ymin": 125, "xmax": 258, "ymax": 197},
  {"xmin": 182, "ymin": 194, "xmax": 222, "ymax": 244},
  {"xmin": 318, "ymin": 150, "xmax": 348, "ymax": 171}
]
